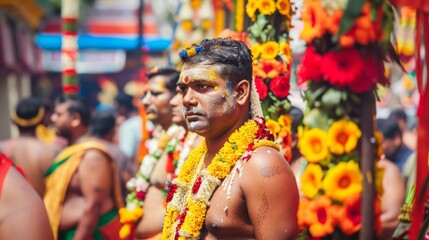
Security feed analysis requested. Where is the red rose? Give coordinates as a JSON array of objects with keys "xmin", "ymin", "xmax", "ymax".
[
  {"xmin": 297, "ymin": 46, "xmax": 323, "ymax": 85},
  {"xmin": 270, "ymin": 75, "xmax": 290, "ymax": 99},
  {"xmin": 254, "ymin": 77, "xmax": 268, "ymax": 100},
  {"xmin": 136, "ymin": 191, "xmax": 146, "ymax": 200}
]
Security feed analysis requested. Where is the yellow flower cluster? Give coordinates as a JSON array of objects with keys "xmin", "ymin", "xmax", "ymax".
[
  {"xmin": 299, "ymin": 119, "xmax": 361, "ymax": 163},
  {"xmin": 162, "ymin": 119, "xmax": 278, "ymax": 239}
]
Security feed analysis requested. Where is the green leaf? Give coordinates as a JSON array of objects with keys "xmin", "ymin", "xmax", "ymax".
[
  {"xmin": 321, "ymin": 88, "xmax": 342, "ymax": 107},
  {"xmin": 334, "ymin": 0, "xmax": 366, "ymax": 40},
  {"xmin": 303, "ymin": 109, "xmax": 330, "ymax": 130}
]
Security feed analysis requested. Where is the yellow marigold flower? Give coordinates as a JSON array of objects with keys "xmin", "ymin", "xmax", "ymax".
[
  {"xmin": 261, "ymin": 41, "xmax": 279, "ymax": 60},
  {"xmin": 276, "ymin": 0, "xmax": 291, "ymax": 16},
  {"xmin": 246, "ymin": 0, "xmax": 258, "ymax": 20},
  {"xmin": 375, "ymin": 164, "xmax": 384, "ymax": 196},
  {"xmin": 251, "ymin": 43, "xmax": 262, "ymax": 60},
  {"xmin": 190, "ymin": 0, "xmax": 201, "ymax": 9},
  {"xmin": 279, "ymin": 42, "xmax": 291, "ymax": 60},
  {"xmin": 258, "ymin": 0, "xmax": 276, "ymax": 15},
  {"xmin": 181, "ymin": 20, "xmax": 193, "ymax": 32},
  {"xmin": 301, "ymin": 164, "xmax": 324, "ymax": 199},
  {"xmin": 327, "ymin": 119, "xmax": 362, "ymax": 155},
  {"xmin": 119, "ymin": 223, "xmax": 132, "ymax": 239},
  {"xmin": 299, "ymin": 128, "xmax": 329, "ymax": 163},
  {"xmin": 266, "ymin": 119, "xmax": 281, "ymax": 135},
  {"xmin": 304, "ymin": 196, "xmax": 336, "ymax": 238},
  {"xmin": 278, "ymin": 114, "xmax": 292, "ymax": 129},
  {"xmin": 322, "ymin": 161, "xmax": 362, "ymax": 202},
  {"xmin": 201, "ymin": 19, "xmax": 212, "ymax": 31}
]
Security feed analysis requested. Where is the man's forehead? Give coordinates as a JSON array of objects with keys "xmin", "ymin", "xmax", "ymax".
[{"xmin": 178, "ymin": 66, "xmax": 219, "ymax": 84}]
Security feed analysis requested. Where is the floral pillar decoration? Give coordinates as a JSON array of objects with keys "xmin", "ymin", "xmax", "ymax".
[
  {"xmin": 170, "ymin": 0, "xmax": 214, "ymax": 67},
  {"xmin": 61, "ymin": 0, "xmax": 79, "ymax": 96},
  {"xmin": 246, "ymin": 0, "xmax": 294, "ymax": 162},
  {"xmin": 296, "ymin": 0, "xmax": 396, "ymax": 239}
]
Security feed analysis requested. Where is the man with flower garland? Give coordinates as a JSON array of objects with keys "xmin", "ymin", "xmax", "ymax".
[
  {"xmin": 161, "ymin": 38, "xmax": 299, "ymax": 239},
  {"xmin": 119, "ymin": 67, "xmax": 187, "ymax": 239}
]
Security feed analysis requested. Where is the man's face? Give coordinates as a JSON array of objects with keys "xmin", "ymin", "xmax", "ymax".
[
  {"xmin": 177, "ymin": 64, "xmax": 237, "ymax": 138},
  {"xmin": 169, "ymin": 92, "xmax": 186, "ymax": 126},
  {"xmin": 51, "ymin": 102, "xmax": 73, "ymax": 139},
  {"xmin": 381, "ymin": 136, "xmax": 401, "ymax": 159},
  {"xmin": 142, "ymin": 75, "xmax": 174, "ymax": 124}
]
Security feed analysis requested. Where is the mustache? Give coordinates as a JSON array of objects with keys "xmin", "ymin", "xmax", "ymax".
[{"xmin": 183, "ymin": 106, "xmax": 205, "ymax": 116}]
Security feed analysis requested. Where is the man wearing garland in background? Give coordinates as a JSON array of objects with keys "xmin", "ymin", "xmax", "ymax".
[
  {"xmin": 119, "ymin": 67, "xmax": 187, "ymax": 239},
  {"xmin": 134, "ymin": 91, "xmax": 202, "ymax": 240},
  {"xmin": 44, "ymin": 96, "xmax": 123, "ymax": 240},
  {"xmin": 162, "ymin": 38, "xmax": 299, "ymax": 239},
  {"xmin": 0, "ymin": 97, "xmax": 58, "ymax": 197}
]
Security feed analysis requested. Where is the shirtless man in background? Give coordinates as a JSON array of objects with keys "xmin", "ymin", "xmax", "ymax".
[
  {"xmin": 44, "ymin": 96, "xmax": 123, "ymax": 240},
  {"xmin": 0, "ymin": 97, "xmax": 58, "ymax": 196}
]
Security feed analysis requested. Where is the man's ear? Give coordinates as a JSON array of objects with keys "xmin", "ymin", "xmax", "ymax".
[
  {"xmin": 234, "ymin": 80, "xmax": 250, "ymax": 106},
  {"xmin": 70, "ymin": 113, "xmax": 81, "ymax": 127}
]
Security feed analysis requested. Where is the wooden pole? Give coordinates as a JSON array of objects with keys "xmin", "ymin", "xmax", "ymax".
[{"xmin": 359, "ymin": 91, "xmax": 376, "ymax": 240}]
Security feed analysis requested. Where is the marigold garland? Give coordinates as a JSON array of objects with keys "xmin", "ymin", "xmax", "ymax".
[{"xmin": 161, "ymin": 117, "xmax": 278, "ymax": 240}]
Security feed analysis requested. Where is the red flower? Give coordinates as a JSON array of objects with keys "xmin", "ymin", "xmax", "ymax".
[
  {"xmin": 348, "ymin": 55, "xmax": 378, "ymax": 93},
  {"xmin": 297, "ymin": 46, "xmax": 323, "ymax": 84},
  {"xmin": 192, "ymin": 176, "xmax": 203, "ymax": 194},
  {"xmin": 136, "ymin": 191, "xmax": 146, "ymax": 200},
  {"xmin": 254, "ymin": 77, "xmax": 268, "ymax": 100},
  {"xmin": 166, "ymin": 184, "xmax": 177, "ymax": 203},
  {"xmin": 270, "ymin": 74, "xmax": 290, "ymax": 99},
  {"xmin": 322, "ymin": 49, "xmax": 364, "ymax": 87}
]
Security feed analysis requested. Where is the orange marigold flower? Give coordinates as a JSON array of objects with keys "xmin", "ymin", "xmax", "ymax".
[
  {"xmin": 276, "ymin": 0, "xmax": 291, "ymax": 16},
  {"xmin": 304, "ymin": 195, "xmax": 336, "ymax": 238},
  {"xmin": 258, "ymin": 0, "xmax": 276, "ymax": 15},
  {"xmin": 298, "ymin": 198, "xmax": 310, "ymax": 227},
  {"xmin": 333, "ymin": 194, "xmax": 362, "ymax": 235},
  {"xmin": 300, "ymin": 0, "xmax": 328, "ymax": 43},
  {"xmin": 253, "ymin": 59, "xmax": 285, "ymax": 79}
]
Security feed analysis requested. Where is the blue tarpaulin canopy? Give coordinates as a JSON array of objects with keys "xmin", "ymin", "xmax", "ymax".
[{"xmin": 35, "ymin": 34, "xmax": 171, "ymax": 51}]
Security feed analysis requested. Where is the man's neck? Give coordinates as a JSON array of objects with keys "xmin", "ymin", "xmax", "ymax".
[
  {"xmin": 204, "ymin": 117, "xmax": 249, "ymax": 166},
  {"xmin": 18, "ymin": 130, "xmax": 36, "ymax": 138},
  {"xmin": 68, "ymin": 129, "xmax": 88, "ymax": 145}
]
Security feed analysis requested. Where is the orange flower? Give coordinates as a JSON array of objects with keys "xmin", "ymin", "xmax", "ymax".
[
  {"xmin": 298, "ymin": 198, "xmax": 310, "ymax": 227},
  {"xmin": 326, "ymin": 9, "xmax": 343, "ymax": 34},
  {"xmin": 304, "ymin": 196, "xmax": 336, "ymax": 238},
  {"xmin": 253, "ymin": 59, "xmax": 285, "ymax": 79},
  {"xmin": 333, "ymin": 194, "xmax": 362, "ymax": 235},
  {"xmin": 300, "ymin": 0, "xmax": 328, "ymax": 43}
]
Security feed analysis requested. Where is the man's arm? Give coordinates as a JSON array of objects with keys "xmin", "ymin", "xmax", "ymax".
[
  {"xmin": 241, "ymin": 147, "xmax": 299, "ymax": 239},
  {"xmin": 0, "ymin": 167, "xmax": 54, "ymax": 240},
  {"xmin": 73, "ymin": 150, "xmax": 113, "ymax": 240},
  {"xmin": 377, "ymin": 159, "xmax": 405, "ymax": 239}
]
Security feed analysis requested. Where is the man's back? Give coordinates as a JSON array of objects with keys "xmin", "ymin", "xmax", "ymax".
[{"xmin": 0, "ymin": 137, "xmax": 56, "ymax": 196}]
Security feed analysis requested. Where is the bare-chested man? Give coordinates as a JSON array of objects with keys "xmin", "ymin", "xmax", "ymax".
[
  {"xmin": 0, "ymin": 97, "xmax": 57, "ymax": 196},
  {"xmin": 0, "ymin": 152, "xmax": 53, "ymax": 240},
  {"xmin": 135, "ymin": 91, "xmax": 202, "ymax": 239},
  {"xmin": 44, "ymin": 96, "xmax": 123, "ymax": 240},
  {"xmin": 161, "ymin": 38, "xmax": 299, "ymax": 239},
  {"xmin": 119, "ymin": 67, "xmax": 184, "ymax": 239}
]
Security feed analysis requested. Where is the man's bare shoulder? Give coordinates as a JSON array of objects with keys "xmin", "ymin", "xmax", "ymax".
[
  {"xmin": 243, "ymin": 146, "xmax": 294, "ymax": 178},
  {"xmin": 79, "ymin": 149, "xmax": 112, "ymax": 170}
]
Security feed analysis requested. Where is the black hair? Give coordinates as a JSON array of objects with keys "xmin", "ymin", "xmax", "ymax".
[
  {"xmin": 180, "ymin": 38, "xmax": 253, "ymax": 85},
  {"xmin": 388, "ymin": 108, "xmax": 407, "ymax": 123},
  {"xmin": 376, "ymin": 118, "xmax": 402, "ymax": 139},
  {"xmin": 15, "ymin": 97, "xmax": 43, "ymax": 120},
  {"xmin": 290, "ymin": 106, "xmax": 304, "ymax": 134},
  {"xmin": 14, "ymin": 97, "xmax": 44, "ymax": 130},
  {"xmin": 115, "ymin": 92, "xmax": 136, "ymax": 112},
  {"xmin": 90, "ymin": 111, "xmax": 116, "ymax": 137},
  {"xmin": 55, "ymin": 95, "xmax": 91, "ymax": 127},
  {"xmin": 146, "ymin": 67, "xmax": 180, "ymax": 92}
]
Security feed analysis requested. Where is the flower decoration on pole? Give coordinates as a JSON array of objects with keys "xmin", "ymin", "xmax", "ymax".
[
  {"xmin": 246, "ymin": 0, "xmax": 294, "ymax": 162},
  {"xmin": 296, "ymin": 0, "xmax": 397, "ymax": 239},
  {"xmin": 61, "ymin": 0, "xmax": 79, "ymax": 96},
  {"xmin": 170, "ymin": 0, "xmax": 214, "ymax": 67}
]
